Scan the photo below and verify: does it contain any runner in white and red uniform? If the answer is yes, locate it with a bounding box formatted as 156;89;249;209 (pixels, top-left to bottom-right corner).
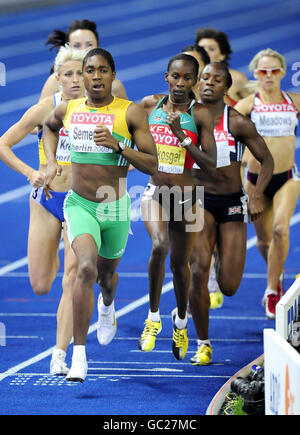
189;62;273;365
236;48;300;320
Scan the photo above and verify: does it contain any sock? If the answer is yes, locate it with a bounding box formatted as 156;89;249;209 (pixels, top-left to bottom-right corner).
265;288;277;297
148;310;160;323
72;345;86;361
197;339;212;348
175;313;187;330
52;348;66;361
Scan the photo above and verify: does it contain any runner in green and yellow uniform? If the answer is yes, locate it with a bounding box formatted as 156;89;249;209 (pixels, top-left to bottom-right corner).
43;48;158;382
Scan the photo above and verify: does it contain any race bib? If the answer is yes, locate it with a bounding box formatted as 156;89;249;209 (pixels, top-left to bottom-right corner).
193;130;231;169
56;126;71;163
156;143;186;174
68;112;115;154
216;139;231;168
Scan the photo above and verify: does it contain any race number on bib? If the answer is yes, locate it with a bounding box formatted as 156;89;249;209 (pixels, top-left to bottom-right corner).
68;112;115;153
56;127;71;163
215;140;231;168
156;143;186;174
193;131;231;169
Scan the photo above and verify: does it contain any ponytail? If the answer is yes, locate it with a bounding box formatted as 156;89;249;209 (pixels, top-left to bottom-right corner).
45;30;67;51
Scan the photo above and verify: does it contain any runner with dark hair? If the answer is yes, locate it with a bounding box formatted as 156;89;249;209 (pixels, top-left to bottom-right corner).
189;62;273;365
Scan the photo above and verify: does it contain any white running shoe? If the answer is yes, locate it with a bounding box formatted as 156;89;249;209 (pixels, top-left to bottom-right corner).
50;349;69;376
97;294;117;345
65;359;88;383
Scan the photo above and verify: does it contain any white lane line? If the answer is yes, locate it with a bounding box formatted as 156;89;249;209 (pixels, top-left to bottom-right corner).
0;241;64;277
87;367;183;372
129;338;261;350
162;315;267;321
0;336;42;340
0;0;190;40
8;372;230;379
0;0;269;56
0;257;29;277
0;347;56;382
3;4;299;77
0;211;299;381
88;336;261;342
88;361;192;365
0;185;31;205
0;314;267;322
0;313;56;317
1;25;299;114
0;210;298;276
2;272;300;280
0;280;173;382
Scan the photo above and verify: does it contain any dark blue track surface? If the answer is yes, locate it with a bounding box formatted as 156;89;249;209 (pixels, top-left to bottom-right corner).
0;0;299;417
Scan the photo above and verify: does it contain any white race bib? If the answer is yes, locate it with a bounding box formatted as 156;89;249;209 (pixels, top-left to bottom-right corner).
68;112;115;154
56;126;71;163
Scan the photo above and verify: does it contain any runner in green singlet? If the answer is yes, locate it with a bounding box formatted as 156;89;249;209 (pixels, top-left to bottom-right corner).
43;48;158;382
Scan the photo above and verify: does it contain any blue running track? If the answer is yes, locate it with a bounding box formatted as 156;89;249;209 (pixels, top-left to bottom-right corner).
0;0;299;417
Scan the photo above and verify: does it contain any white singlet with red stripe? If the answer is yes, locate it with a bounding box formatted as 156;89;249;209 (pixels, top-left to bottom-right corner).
194;105;244;169
250;91;298;137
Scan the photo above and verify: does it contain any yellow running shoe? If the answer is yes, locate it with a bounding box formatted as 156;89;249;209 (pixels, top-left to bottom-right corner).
209;291;223;309
138;318;162;352
190;344;213;365
171;309;188;360
172;327;189;360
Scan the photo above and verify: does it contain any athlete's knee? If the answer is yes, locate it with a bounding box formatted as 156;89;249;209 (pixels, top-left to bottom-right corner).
151;236;169;260
189;246;203;268
218;276;240;297
190;259;209;276
273;222;289;244
190;260;210;286
31;278;52;296
77;260;97;284
257;238;269;251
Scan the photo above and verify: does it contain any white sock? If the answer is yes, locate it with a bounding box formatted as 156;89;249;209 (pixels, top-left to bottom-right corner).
148;310;160;323
265;288;277;297
100;299;114;314
175;313;187;329
197;339;211;348
52;348;66;360
72;345;86;361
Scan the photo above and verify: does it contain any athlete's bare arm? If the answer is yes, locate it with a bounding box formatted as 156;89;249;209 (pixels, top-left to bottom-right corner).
0;97;53;186
43;101;68;197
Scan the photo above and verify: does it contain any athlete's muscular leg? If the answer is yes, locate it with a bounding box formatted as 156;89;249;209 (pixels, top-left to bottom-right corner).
216;220;247;296
245;180;273;263
267;179;300;290
168;221;196;319
28;198;62;295
189;210;216;341
71;234;98;345
141;198;169;312
56;227;78;351
97;255;121;306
